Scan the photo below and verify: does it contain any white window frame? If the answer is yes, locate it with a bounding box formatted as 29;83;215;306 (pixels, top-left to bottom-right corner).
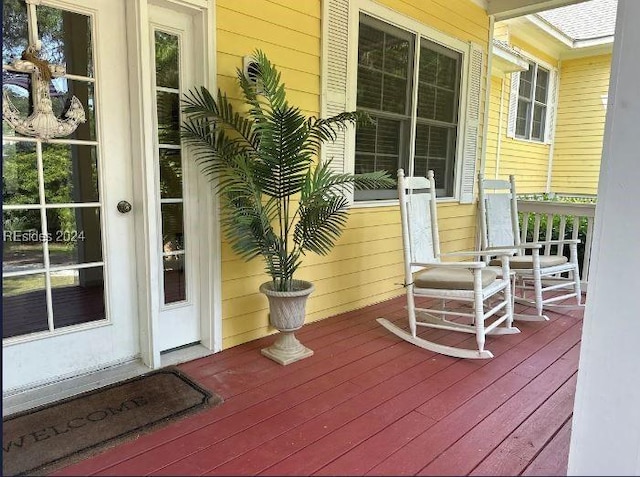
515;61;549;141
321;0;483;206
507;53;557;145
342;0;482;206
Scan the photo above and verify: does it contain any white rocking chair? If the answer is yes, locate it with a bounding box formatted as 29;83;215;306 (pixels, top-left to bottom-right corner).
477;173;583;320
377;169;519;360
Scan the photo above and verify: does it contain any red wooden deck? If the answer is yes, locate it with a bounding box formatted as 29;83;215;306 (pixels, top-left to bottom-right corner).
52;295;582;476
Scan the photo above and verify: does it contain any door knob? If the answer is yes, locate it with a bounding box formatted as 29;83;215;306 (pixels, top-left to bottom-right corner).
117;200;132;213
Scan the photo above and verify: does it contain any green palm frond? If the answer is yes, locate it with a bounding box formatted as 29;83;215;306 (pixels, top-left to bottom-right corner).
182;49;394;291
295;195;350;255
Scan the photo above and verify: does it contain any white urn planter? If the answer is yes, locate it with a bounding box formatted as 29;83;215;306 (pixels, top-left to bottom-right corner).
259;279;314;365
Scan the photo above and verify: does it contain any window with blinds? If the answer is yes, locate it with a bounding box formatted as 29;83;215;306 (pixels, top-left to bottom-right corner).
354;14;462;200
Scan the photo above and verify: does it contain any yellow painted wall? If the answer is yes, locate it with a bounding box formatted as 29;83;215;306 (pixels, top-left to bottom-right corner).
216;0;489;348
484;34;558;193
493;22;509;42
551;54;611;195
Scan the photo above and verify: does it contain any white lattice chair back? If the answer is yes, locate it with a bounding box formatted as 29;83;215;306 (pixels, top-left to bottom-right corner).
397;169;439;275
486;194;516;247
478;174;521;253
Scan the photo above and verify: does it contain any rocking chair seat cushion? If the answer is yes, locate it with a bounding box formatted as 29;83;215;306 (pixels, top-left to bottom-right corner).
414;267;497;290
489;255;568;269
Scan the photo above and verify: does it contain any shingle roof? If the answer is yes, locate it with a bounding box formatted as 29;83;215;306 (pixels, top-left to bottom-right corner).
536;0;617;41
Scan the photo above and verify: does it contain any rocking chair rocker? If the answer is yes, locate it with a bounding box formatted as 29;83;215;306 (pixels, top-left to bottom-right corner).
377;170;519;360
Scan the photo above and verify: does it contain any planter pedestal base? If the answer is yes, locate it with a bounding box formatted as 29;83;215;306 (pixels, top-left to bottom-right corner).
261;331;313;365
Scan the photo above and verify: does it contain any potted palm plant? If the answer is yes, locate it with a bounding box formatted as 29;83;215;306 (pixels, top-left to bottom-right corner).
181;50;393;365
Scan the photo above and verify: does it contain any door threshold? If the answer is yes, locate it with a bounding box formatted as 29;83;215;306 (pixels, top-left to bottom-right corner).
2;360;150;417
2;344;215;417
160;343;215;367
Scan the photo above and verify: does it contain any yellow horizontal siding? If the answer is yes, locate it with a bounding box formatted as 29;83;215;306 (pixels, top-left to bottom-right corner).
493;23;509;42
484;72;550;193
509;36;558;67
551;54;611;195
216;0;488;350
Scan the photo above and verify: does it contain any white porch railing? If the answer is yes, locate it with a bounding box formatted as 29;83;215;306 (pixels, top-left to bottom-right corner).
517;200;596;290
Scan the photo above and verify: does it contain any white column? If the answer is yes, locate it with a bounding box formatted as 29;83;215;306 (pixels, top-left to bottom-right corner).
568;1;640;475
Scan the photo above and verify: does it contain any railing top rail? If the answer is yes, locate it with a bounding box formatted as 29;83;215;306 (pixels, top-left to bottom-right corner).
517;200;596;218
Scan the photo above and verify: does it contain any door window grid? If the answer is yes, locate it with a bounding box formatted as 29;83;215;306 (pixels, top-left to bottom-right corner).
2;2;107;340
153;29;187;305
354;14;462;200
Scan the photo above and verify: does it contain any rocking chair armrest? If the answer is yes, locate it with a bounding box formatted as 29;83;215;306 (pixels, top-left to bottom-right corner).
487;244;542;251
412;261;487;270
440;248;516;258
528;238;581;245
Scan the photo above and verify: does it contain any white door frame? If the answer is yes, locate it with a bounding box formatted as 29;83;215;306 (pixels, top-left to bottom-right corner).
124;0;221;368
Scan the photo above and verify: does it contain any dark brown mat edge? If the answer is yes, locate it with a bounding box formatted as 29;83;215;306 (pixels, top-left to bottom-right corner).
3;367;222;476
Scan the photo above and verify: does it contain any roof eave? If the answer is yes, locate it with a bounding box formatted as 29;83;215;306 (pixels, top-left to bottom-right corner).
492;42;531;74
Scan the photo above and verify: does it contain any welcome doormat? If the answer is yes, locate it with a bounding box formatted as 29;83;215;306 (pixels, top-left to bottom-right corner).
2;367;221;476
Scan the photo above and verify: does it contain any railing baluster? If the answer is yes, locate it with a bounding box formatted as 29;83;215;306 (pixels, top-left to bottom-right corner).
544;213;553;255
521;212;529;250
516;199;596;290
558;216;567;257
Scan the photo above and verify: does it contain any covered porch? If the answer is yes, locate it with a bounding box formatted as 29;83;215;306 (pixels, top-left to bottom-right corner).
51;295;582;476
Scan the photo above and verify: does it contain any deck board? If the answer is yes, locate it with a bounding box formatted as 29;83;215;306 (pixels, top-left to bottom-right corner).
51;295;582;476
521;417;573;476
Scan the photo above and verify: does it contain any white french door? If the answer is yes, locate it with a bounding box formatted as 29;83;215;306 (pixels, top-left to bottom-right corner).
149;4;201;352
2;0;139;392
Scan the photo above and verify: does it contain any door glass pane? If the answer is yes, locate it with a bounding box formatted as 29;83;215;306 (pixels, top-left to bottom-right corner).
155;31;179;88
45;207;102;266
163;256;186;303
1;71;30;136
3;273;49;338
159;149;183;199
162;204;184;253
3;141;38;205
43;144;99;203
37;5;93;77
157;91;180;145
51;267;105;328
3;209;45;273
2;0;29;65
49;79;96;141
